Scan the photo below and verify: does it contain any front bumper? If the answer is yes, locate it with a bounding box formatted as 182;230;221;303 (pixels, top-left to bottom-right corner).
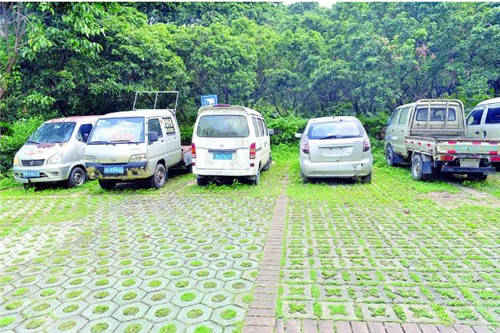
301;157;372;178
86;162;150;180
13;165;71;184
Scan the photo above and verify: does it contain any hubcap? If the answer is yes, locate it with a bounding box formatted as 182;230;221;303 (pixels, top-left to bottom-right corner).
73;171;84;186
155;167;165;185
413;158;421;177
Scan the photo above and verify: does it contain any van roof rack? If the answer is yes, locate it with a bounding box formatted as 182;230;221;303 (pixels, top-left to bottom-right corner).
133;91;179;113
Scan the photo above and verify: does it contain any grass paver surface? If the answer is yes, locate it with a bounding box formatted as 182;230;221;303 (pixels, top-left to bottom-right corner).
0;147;498;331
278;157;500;328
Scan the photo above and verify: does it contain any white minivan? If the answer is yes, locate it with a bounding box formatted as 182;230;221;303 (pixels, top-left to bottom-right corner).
466;97;500;139
192;104;272;185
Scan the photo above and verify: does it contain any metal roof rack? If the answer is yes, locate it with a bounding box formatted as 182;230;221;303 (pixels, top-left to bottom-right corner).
133;91;179;114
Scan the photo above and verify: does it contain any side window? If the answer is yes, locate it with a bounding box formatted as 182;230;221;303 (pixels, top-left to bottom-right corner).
257;118;265;137
448;108;457;121
148;118;163;138
398;108;409;125
262;119;268;136
389;109;400;125
416;108;428;121
77;124;93;142
251;117;259;136
485;107;500;124
467;109;483;126
163;117;176;135
430;108;446;121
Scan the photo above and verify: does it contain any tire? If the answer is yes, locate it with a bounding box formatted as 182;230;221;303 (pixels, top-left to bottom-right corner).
263;155;272;171
360;172;372;184
300;171;309;183
250;168;260;186
67;166;86;188
98;179;116;190
468;173;487;181
385;145;396;167
148;163;167;189
411;153;427;181
196;176;208;186
23;183;32;190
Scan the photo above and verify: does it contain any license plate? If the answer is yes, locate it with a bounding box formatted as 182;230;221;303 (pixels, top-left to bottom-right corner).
22;170;40;178
103;166;124;174
213;151;233;160
460;159;479;168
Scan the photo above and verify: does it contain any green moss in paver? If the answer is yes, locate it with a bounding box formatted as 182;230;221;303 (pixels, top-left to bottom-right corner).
58;320;77;331
155;308;171;318
5;301;22;310
393;305;406;321
66;290;83;299
194;326;212;333
95;291;110;299
159;324;177;333
196;270;209;277
63;304;79;313
122;279;136;287
69;278;84;286
148;280;162;288
409;306;433;319
123;306;140;316
175;280;189;288
93;305;109;314
123;291;137;301
33;303;50;312
221;309;237;320
181;292;196;302
12;287;28;296
151;293;166;301
329;304;347;316
289;303;306;314
40;288;56;297
0;317;15;328
187;309;203;319
212;294;227;303
90;322;109;333
95;279;109;286
26;318;45;329
125;323;142;333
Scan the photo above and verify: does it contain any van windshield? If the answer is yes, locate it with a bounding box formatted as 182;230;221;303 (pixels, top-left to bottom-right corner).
197;115;249;138
308;121;361;140
88;117;145;144
27;122;76;144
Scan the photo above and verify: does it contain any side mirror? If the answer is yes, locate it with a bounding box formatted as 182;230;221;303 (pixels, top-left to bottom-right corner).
268;128;275;136
82;132;89;143
295;132;302;139
148;131;159;144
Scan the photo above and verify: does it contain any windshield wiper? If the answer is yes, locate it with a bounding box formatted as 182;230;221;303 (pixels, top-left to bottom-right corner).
88;140;111;145
26;140;39;144
110;140;141;144
318;135;339;140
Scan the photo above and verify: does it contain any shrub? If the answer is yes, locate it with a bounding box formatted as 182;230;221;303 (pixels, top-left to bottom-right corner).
0;117;44;175
266;115;307;145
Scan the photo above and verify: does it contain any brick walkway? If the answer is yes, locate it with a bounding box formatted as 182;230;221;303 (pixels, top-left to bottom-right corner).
275;320;498;333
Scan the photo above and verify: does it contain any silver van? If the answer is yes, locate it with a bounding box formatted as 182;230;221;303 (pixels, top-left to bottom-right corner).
13;116;98;188
296;116;373;183
466;97;500;139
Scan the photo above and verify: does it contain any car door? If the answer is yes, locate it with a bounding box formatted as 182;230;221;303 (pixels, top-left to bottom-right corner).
483;104;500;139
262;118;271;164
147;118;165;165
386;108;400;150
395;107;410;154
466;108;485;138
162;116;181;166
74;123;93;161
252;116;264;168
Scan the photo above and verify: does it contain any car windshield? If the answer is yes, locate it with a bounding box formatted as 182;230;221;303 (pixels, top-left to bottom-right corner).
197;115;249;138
28;122;76;144
308;121;361;139
88;117;145;144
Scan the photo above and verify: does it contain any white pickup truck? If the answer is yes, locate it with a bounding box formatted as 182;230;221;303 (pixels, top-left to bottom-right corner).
385;99;499;181
85;91;193;189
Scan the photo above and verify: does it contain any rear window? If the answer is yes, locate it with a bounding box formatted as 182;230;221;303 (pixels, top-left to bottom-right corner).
197;115;249;138
307;121;362;140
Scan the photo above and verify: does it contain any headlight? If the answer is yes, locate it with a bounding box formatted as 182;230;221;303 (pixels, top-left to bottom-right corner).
13;155;20;167
85;155;96;162
47;153;62;165
129;154;146;162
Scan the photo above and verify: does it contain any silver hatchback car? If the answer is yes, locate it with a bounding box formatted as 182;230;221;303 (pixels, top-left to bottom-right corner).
296;116;373;183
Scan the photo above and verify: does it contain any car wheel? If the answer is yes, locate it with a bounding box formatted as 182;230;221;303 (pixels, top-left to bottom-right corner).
300;171;309;183
361;172;372;184
386;145;396;166
468;173;487;181
250;168;260;186
67;166;86;188
196;176;208;186
98;179;116;190
23;183;32;190
411;153;426;181
149;163;167;189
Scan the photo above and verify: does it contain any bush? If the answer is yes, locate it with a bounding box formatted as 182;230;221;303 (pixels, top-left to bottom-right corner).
358;112;389;139
266;115;307;145
0;117;44;175
179;124;194;145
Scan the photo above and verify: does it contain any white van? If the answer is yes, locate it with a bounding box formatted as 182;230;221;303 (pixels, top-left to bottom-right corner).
192;104;272;185
13;116;98;189
85;108;192;190
466;97;500;139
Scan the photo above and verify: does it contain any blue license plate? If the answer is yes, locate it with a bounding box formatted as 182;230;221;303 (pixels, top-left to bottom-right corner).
104;166;124;175
213;151;233;160
23;170;40;178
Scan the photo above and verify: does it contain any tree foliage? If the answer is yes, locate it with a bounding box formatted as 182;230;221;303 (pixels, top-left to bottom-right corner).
0;2;498;123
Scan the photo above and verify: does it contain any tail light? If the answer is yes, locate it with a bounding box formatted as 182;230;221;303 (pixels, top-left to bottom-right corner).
250;143;256;160
447;150;456;154
192;143;196;159
363;139;371;152
440;155;454;161
301;140;310;154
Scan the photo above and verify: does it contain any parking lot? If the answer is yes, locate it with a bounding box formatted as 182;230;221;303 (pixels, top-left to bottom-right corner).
0;150;498;332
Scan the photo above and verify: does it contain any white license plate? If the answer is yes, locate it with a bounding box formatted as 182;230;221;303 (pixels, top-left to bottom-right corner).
460;159;479;168
22;170;40;178
104;166;124;174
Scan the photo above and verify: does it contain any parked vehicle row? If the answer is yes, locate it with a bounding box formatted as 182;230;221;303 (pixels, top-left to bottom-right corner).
385;99;499;181
11;96;499;190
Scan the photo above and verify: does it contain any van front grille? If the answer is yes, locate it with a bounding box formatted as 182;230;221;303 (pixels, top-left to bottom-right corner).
21;159;44;167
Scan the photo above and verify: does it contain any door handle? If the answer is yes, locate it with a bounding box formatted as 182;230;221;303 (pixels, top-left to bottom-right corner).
483;131;487;138
475;131;480;135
